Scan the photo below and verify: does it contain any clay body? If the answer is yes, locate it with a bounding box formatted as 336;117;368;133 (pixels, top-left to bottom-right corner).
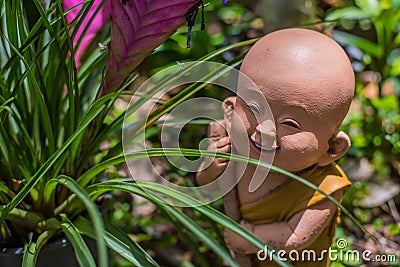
197;28;355;266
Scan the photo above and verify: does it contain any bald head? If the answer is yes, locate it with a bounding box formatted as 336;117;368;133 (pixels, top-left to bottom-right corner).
239;28;355;126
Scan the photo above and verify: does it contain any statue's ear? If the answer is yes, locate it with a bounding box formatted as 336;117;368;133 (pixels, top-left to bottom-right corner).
222;96;236;133
317;131;351;166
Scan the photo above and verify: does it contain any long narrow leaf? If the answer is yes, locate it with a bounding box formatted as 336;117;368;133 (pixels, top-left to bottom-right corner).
51;176;108;267
0;182;15;199
76;147;375;243
333;30;383;58
75;216;160;267
60;214;97;267
155;197;241;267
22;230;57;267
325;6;368;22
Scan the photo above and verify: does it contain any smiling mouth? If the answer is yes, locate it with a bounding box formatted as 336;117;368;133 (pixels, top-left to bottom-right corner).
251;140;279;153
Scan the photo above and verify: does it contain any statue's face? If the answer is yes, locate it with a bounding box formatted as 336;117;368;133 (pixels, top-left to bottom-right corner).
230;83;338;173
229;28;355;173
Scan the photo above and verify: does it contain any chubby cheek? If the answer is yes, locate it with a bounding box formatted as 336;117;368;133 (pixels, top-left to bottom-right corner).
230;109;253;155
275;132;322;171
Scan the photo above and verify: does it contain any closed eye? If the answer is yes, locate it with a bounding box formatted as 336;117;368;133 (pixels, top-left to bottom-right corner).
281;119;300;129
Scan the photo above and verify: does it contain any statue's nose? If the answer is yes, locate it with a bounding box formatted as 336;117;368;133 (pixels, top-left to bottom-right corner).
253;119;277;149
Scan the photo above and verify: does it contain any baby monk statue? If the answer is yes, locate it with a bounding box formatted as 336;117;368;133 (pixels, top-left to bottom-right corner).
196;28;355;266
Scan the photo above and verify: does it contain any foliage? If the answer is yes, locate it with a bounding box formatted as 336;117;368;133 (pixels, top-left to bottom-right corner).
322;0;400;264
325;0;400;199
325;0;400;161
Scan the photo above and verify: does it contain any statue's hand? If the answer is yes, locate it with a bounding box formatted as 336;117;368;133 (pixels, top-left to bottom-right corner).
207;120;231;171
224;220;255;255
196;120;231;185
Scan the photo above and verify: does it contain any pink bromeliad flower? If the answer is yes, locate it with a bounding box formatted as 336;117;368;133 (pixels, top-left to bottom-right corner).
63;0;215;91
63;0;110;67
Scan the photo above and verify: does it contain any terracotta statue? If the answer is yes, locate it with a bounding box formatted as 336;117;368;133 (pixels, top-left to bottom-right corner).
196;28;355;266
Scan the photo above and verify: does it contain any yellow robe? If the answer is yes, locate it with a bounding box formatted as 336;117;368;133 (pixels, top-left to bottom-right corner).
240;163;351;267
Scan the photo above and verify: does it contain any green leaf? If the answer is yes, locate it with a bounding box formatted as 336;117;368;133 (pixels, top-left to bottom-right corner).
52;175;108;267
355;0;382;16
31;0;64;57
104;221;159;267
325;7;368;22
0;182;15;198
22;234;39;267
0;128;11;167
387;223;400;236
60;214;97;267
332;30;383;58
75;216;160;267
390;55;400;76
22;230;58;267
157;198;241;267
2;206;44;231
